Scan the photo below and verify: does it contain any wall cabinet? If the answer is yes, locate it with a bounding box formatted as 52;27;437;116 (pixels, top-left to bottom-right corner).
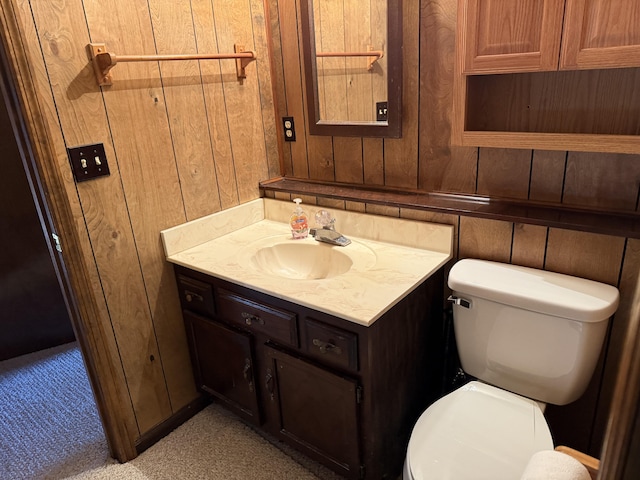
459;0;640;74
454;0;640;154
175;265;445;479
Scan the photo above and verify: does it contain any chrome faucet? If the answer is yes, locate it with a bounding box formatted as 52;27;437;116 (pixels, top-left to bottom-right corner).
309;210;351;246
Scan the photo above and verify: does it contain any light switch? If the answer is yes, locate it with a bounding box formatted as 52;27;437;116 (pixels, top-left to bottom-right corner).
67;143;110;183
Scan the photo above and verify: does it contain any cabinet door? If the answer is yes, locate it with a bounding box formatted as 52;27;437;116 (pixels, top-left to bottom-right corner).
265;346;361;478
560;0;640;69
184;310;261;424
458;0;565;73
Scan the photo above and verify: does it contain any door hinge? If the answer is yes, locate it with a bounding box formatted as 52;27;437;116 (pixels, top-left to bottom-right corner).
52;233;62;253
356;385;363;404
359;465;365;479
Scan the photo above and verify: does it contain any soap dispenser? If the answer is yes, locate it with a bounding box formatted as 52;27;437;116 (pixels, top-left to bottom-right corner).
290;198;309;239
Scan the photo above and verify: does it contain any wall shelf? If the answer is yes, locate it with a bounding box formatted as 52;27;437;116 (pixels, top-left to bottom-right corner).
260;177;640;239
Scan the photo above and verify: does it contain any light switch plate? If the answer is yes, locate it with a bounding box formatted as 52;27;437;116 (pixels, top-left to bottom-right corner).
67;143;110;183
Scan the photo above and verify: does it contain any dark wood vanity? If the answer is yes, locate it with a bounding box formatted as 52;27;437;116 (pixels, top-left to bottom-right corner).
174;264;445;479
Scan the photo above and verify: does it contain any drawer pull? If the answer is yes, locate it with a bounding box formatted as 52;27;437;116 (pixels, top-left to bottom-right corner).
242;312;265;326
243;358;254;392
265;368;275;400
313;338;342;355
184;290;204;303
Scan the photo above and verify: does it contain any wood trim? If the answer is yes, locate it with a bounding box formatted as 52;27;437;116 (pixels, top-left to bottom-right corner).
599;271;640;479
555;446;600;480
0;0;138;461
461;131;640;155
260;177;640;239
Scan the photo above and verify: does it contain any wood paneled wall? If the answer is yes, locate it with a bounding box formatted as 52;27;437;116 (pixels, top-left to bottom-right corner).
4;0;278;440
3;0;638;461
270;0;640;457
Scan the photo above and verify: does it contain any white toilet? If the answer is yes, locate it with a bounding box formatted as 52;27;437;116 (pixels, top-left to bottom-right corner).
403;259;620;480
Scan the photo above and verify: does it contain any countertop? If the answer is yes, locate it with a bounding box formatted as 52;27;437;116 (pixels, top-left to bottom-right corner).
161;198;453;326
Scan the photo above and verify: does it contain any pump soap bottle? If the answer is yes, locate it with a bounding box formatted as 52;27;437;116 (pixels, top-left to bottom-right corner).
290;198;309;239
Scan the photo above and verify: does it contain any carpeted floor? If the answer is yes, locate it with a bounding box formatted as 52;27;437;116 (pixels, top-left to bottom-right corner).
0;342;344;480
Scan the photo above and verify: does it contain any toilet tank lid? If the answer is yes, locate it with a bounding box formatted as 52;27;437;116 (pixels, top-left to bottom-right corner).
448;259;620;322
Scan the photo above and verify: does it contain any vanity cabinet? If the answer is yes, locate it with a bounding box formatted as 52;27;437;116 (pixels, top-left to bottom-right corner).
174;264;445;480
454;0;640;154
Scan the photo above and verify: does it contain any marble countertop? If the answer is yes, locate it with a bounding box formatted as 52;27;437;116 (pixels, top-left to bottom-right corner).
161;198;453;326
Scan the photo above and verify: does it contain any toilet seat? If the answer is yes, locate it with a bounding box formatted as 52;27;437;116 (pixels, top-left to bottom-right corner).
405;381;553;480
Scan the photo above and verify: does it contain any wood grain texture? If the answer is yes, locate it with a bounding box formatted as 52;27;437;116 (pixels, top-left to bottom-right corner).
545;229;625;284
530;150;566;203
211;0;269;203
563;152;640;212
334;137;363;184
592;238;640;456
459;0;565;73
191;0;239;209
561;0;640;70
264;0;292;176
458;216;512;262
83;0;187;428
277;0;309;178
147;0;221;221
477;147;531;199
419;0;477;193
250;0;282;180
511;223;547;268
363;138;384;185
6;0;139;456
383;0;419;189
29;0;173;433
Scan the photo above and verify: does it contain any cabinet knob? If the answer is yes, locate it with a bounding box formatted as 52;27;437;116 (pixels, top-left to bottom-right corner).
242;312;264;326
313;338;342;355
184;290;203;303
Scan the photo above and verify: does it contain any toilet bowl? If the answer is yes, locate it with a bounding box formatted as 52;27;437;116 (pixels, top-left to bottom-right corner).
403;259;620;480
403;382;552;479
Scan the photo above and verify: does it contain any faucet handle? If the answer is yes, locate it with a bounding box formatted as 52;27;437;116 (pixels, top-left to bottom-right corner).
314;210;335;230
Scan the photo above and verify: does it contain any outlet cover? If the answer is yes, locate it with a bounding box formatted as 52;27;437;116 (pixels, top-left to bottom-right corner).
376;101;388;122
282;116;296;142
67;143;110;183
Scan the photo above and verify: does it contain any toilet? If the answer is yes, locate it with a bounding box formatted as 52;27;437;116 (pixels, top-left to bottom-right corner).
403;259;620;480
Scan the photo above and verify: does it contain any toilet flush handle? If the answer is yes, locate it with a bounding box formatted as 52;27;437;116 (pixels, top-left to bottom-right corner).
448;295;472;309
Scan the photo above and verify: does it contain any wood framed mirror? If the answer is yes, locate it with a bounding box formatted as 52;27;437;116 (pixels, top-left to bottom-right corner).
300;0;403;138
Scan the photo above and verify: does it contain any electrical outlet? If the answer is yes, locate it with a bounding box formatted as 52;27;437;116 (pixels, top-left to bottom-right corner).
376;102;388;122
67;143;110;183
282;116;296;142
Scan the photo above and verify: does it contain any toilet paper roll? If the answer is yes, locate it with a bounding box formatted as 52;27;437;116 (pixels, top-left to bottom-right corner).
520;450;591;480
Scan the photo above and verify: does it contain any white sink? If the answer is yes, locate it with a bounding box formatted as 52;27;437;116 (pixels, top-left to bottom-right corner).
161;199;454;325
244;235;377;280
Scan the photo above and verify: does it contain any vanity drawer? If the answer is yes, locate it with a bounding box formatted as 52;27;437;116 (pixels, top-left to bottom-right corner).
304;318;358;372
216;288;298;347
177;275;215;317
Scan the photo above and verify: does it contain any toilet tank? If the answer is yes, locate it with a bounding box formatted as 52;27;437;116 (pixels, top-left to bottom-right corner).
448;259;620;406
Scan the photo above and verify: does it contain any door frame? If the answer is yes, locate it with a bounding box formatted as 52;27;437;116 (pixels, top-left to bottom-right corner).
0;2;137;461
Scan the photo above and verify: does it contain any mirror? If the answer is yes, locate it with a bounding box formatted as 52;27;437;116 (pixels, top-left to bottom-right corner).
300;0;402;138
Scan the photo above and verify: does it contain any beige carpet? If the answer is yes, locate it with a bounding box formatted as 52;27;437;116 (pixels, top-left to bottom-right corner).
66;403;343;480
0;342;343;480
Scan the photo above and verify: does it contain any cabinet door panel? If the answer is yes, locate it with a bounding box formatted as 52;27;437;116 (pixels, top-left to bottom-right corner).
561;0;640;69
184;310;260;424
459;0;565;73
266;346;361;478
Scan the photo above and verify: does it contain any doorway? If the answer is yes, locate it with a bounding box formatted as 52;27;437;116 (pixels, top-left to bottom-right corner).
0;32;108;478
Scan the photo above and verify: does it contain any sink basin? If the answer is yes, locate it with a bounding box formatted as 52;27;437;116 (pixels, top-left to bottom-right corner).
244;236;377;280
252;243;352;279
